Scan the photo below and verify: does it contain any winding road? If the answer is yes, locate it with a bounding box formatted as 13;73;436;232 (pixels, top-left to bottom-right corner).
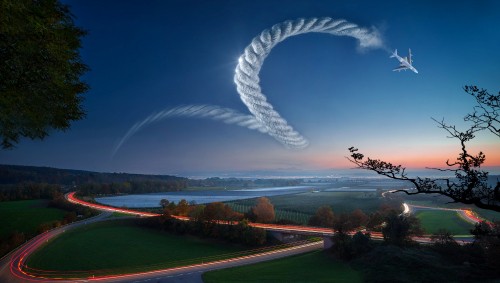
0;192;483;282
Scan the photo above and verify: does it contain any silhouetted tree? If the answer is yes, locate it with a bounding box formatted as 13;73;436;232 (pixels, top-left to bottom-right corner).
333;213;355;234
430;229;458;246
330;232;353;260
352;231;373;256
0;0;89;148
470;221;500;272
348;86;500;212
159;199;170;208
350;208;369;229
366;211;385;231
382;211;423;246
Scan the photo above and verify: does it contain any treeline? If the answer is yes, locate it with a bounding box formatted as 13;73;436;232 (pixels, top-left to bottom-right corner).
0;164;187;186
137;200;266;246
187;177;301;188
76;180;186;196
0;180;187;201
0;183;61;201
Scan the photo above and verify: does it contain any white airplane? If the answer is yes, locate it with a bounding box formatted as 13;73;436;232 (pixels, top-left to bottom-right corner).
390;48;418;74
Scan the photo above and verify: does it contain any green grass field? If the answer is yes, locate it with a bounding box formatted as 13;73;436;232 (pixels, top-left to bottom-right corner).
203;250;363;283
415;210;474;235
406;196;500;222
0;199;67;237
26;219;250;276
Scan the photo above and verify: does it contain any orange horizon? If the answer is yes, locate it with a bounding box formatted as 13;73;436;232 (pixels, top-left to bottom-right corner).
309;144;500;169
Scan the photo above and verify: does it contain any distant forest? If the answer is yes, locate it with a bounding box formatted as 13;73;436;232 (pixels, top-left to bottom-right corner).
0;165;301;201
0;165;187;186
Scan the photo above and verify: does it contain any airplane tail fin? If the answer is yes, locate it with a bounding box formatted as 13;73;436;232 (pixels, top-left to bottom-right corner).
390;49;397;58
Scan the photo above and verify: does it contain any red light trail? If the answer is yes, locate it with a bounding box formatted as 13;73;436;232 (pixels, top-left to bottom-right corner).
1;192;479;281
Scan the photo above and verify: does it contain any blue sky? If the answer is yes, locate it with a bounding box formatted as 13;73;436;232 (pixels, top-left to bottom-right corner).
2;0;499;177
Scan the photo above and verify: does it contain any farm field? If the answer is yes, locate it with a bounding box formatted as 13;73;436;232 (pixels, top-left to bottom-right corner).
0;199;67;238
415;210;474;235
203;250;362;283
26;219;251;276
227;191;401;225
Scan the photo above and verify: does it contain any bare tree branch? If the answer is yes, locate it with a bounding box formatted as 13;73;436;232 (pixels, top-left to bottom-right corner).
347;86;500;212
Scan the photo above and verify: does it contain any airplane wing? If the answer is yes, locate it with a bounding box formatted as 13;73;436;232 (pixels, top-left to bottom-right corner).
408;49;413;64
393;65;408;72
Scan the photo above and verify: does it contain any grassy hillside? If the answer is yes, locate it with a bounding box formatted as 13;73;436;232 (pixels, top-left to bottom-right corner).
203;250;362;283
0;199;66;237
416;210;474;235
26;219;250;276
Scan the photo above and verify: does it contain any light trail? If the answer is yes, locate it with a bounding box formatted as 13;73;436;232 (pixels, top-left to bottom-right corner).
380;189;487;225
402;203;410;214
9;192;480;281
67;192;161;218
406;203;488;225
113;17;383;154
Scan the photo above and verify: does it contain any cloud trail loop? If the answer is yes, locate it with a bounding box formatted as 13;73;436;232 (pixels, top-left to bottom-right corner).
113;17;383;155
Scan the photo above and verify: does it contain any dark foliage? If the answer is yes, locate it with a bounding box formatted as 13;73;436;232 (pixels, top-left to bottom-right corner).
353;245;463;283
0;0;89;148
135;216;266;247
381;211;423;246
138;199;264;246
470;221;500;273
330;231;373;261
0;182;61;201
0;164;187;186
0;165;188;200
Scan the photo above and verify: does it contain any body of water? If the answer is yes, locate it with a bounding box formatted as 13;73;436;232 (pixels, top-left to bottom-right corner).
95;186;314;208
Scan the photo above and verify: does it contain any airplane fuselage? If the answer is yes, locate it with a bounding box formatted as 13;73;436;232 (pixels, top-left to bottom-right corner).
394;54;418;73
391;49;418;74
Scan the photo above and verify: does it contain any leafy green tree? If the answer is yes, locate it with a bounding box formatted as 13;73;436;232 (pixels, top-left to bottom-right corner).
0;0;89;148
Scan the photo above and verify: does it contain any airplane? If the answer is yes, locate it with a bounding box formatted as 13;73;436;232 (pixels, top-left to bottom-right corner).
390;48;418;74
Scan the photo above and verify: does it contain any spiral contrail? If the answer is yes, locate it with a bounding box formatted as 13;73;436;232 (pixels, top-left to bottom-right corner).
113;17;383;155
